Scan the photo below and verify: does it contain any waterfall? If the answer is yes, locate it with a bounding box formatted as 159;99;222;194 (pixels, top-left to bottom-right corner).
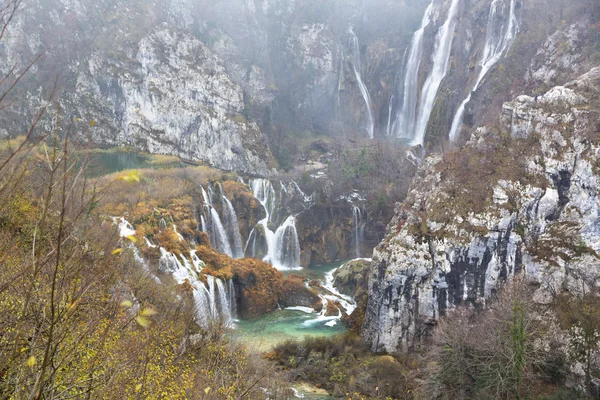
249;179;303;270
349;26;375;139
449;0;518;141
222;196;244;258
228;279;237;318
391;0;460;146
205;275;219;320
272;216;301;270
250;179;277;222
352;206;365;258
386;94;394;136
157;246;235;327
200;183;244;259
209;207;233;257
192;281;211;327
413;0;460;146
391;2;433;140
215;278;233;325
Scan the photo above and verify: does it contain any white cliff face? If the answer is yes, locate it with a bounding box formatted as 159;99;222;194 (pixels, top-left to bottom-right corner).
67;25;274;174
364;67;600;353
526;22;589;87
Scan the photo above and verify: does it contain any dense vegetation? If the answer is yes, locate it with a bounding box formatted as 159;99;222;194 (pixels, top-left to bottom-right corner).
271;281;600;400
0;135;295;399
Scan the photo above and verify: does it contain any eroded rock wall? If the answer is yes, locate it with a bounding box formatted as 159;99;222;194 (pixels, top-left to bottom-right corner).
363;67;600;353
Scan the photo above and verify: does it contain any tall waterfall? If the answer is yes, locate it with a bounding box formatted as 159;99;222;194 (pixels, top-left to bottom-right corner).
352;206;366;258
391;2;433;140
349;26;375;139
413;0;460;146
200;184;244;259
391;0;460;146
448;0;518;141
247;179;302;270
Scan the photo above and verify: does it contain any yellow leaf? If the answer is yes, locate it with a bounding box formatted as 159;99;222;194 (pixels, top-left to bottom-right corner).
140;307;158;317
26;356;36;368
204;387;211;394
135;384;142;392
89;120;96;126
112;248;122;255
135;316;151;328
120;300;133;308
126;235;137;243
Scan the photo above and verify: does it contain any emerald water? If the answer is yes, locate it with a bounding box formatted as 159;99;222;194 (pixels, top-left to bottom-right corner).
233;262;348;353
83;151;184;176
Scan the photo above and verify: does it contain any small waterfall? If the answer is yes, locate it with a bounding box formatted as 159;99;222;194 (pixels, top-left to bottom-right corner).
250;179;277;222
205;275;219;319
215;278;233;325
272;216;301;270
200;183;244;259
352;206;366;258
228;279;237;318
349;26;375;139
192;281;211;328
209;207;233;257
249;179;303;270
222;196;244;258
449;0;519;141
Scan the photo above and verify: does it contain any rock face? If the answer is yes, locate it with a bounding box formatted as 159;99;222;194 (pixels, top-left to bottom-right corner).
333;258;371;304
363;67;600;353
0;0;438;158
72;25;274;174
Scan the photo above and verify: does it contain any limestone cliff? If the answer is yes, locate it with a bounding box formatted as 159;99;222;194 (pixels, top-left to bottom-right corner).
363;67;600;353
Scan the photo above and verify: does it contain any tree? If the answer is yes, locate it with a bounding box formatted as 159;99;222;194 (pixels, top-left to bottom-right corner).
556;286;600;396
427;281;547;400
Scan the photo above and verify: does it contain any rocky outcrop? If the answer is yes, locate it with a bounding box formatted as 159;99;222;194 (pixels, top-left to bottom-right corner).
333;258;370;304
296;205;354;266
196;245;321;318
68;25;276;174
363;67;600;353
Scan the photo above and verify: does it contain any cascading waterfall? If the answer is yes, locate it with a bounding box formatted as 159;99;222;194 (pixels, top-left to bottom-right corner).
250;179;277;221
391;0;460;146
209;207;233;257
222;196;244;258
206;275;219;321
448;0;518;141
215;278;233;325
271;216;301;270
349;26;375;139
352;206;366;258
159;248;236;327
200;184;244;259
248;179;302;270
